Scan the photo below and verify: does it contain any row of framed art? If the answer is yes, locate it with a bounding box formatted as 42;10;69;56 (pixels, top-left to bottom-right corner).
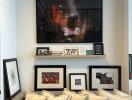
35;65;121;91
3;58;121;99
129;54;132;79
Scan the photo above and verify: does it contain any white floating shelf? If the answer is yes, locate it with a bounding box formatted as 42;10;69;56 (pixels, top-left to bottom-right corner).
35;55;106;58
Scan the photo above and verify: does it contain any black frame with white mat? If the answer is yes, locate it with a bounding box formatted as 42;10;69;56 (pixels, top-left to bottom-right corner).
34;65;66;91
3;58;21;99
89;65;121;91
69;73;87;91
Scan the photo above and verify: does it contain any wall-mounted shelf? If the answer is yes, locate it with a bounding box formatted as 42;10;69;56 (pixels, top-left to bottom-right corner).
35;55;106;58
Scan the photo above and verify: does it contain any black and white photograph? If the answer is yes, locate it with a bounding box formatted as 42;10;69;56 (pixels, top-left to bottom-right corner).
89;65;121;90
69;73;87;91
3;58;21;99
36;0;102;43
94;43;104;55
36;47;49;55
65;47;79;56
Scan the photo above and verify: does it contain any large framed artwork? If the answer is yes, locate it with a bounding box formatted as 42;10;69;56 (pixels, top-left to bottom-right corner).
129;54;132;79
34;65;66;91
89;65;121;91
36;0;102;43
69;73;87;91
3;58;21;99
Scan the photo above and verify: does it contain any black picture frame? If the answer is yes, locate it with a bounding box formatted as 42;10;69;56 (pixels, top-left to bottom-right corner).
69;73;87;91
129;54;132;79
89;65;121;91
94;43;104;55
3;58;21;99
34;65;66;91
36;47;49;55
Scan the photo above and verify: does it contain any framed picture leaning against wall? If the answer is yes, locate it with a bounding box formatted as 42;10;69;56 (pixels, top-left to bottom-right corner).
3;58;21;99
89;65;121;91
69;73;87;91
34;65;66;91
129;54;132;79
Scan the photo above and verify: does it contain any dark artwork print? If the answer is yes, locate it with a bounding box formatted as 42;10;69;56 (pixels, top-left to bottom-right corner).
36;0;102;43
129;54;132;79
41;72;59;84
96;73;114;84
75;79;81;85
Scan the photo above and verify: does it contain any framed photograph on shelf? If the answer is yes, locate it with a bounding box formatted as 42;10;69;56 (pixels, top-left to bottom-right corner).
36;47;49;55
69;73;87;91
3;58;21;99
34;65;66;91
89;65;121;91
64;47;79;56
94;43;104;55
86;50;94;55
79;47;86;55
51;51;64;56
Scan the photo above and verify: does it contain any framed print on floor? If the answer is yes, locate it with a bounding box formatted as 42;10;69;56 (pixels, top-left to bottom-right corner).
89;65;121;91
69;73;87;91
34;65;66;91
3;58;21;99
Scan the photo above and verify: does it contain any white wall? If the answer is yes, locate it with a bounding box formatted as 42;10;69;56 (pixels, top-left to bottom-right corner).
0;0;2;93
0;0;16;99
129;0;132;92
129;0;132;54
123;0;129;93
0;0;2;97
16;0;129;92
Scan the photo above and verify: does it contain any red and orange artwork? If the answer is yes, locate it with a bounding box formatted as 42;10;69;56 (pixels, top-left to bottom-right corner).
41;72;59;84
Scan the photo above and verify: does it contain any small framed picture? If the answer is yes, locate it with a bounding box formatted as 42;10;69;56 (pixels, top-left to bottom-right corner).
51;51;64;56
3;58;21;99
69;73;87;91
79;47;86;55
89;65;121;91
94;43;104;55
36;47;49;55
86;50;94;55
65;47;79;56
34;65;66;91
